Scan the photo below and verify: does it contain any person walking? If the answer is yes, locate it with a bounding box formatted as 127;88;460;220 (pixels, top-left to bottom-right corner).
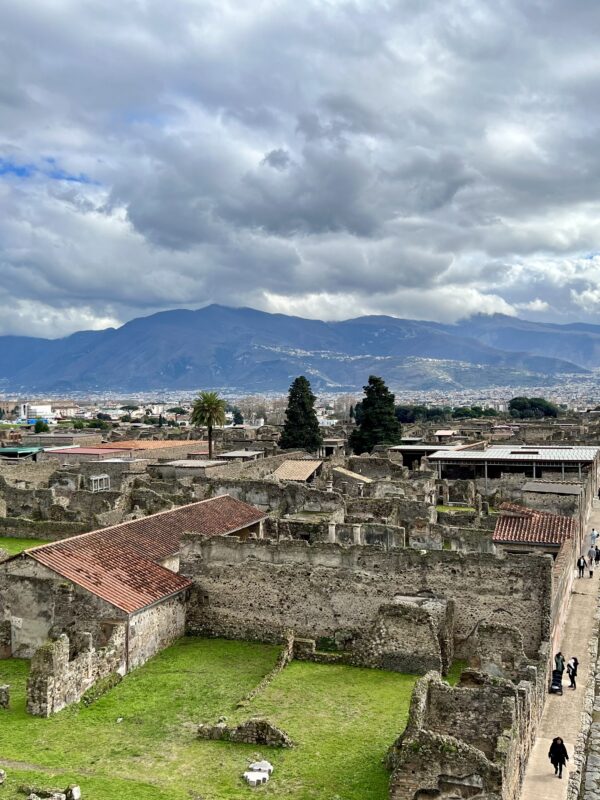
577;555;587;578
595;546;600;566
588;546;596;577
555;652;565;675
567;657;579;689
591;528;599;547
548;737;569;778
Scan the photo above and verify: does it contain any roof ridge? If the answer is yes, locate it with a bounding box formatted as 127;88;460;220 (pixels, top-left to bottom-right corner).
25;494;235;554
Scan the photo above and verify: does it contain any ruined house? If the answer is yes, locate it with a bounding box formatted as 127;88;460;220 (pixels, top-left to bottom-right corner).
0;495;267;659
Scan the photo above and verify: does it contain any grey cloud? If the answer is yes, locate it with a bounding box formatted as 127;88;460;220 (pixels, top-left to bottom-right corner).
2;0;600;336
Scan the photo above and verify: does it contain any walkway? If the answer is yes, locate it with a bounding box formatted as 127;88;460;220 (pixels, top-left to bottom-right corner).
520;505;600;800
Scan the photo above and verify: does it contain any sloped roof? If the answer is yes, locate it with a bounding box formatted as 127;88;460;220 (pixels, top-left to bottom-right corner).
30;542;191;614
273;459;323;481
95;440;209;451
493;502;576;546
23;495;266;613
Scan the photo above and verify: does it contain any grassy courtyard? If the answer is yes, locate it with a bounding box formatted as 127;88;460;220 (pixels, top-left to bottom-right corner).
0;537;51;556
0;637;418;800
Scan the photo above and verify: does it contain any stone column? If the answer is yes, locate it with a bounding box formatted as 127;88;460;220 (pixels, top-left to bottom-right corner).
353;524;362;545
328;523;337;543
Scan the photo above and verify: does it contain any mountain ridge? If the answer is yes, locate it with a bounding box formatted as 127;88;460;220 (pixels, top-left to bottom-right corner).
0;305;596;392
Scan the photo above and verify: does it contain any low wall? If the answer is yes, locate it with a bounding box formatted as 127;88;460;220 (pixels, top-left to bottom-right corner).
26;628;126;717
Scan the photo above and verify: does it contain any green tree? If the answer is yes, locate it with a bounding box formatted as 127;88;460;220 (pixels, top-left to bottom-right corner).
349;404;355;420
509;396;559;419
73;420;85;429
34;418;49;433
350;375;401;454
232;407;244;425
279;376;322;452
120;404;139;411
190;391;227;458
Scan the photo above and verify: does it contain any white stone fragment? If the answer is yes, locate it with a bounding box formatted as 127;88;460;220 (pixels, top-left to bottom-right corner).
243;770;270;786
249;760;273;775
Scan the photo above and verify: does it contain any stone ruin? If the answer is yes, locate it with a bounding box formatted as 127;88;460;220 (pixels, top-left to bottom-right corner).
26;628;126;717
197;717;293;748
386;644;549;800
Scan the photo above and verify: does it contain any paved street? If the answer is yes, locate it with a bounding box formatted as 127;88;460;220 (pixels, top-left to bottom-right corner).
520;506;600;800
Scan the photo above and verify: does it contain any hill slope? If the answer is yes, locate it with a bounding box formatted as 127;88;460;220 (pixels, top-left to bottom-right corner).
0;305;591;392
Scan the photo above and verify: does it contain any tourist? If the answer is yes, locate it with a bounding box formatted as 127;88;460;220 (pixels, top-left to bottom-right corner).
548;737;569;778
567;657;578;690
555;652;565;675
577;555;587;578
588;546;596;577
591;529;599;547
595;546;600;566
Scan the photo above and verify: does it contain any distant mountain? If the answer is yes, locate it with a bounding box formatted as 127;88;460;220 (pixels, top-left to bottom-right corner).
0;305;592;392
450;314;600;370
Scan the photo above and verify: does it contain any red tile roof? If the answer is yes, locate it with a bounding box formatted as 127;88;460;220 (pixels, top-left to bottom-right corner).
24;495;266;614
31;542;191;614
493;502;576;546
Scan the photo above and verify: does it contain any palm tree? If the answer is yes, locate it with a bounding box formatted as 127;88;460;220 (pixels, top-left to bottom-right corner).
190;391;227;458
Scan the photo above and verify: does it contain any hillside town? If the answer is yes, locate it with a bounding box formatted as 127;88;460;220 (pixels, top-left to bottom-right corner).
0;377;600;800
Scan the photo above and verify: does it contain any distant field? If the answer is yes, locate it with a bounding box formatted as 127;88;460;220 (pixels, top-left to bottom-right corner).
0;637;419;800
0;537;51;556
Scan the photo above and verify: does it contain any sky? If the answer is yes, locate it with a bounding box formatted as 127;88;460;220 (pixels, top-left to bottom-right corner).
2;0;600;338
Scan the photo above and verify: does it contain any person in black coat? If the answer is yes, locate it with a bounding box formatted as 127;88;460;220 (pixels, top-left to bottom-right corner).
549;737;568;778
567;657;579;689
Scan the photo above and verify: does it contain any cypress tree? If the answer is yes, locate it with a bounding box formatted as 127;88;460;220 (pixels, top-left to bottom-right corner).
349;375;401;454
279;376;322;451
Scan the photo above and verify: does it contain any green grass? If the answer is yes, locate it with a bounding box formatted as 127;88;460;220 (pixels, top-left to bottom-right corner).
0;637;417;800
446;659;467;685
0;537;51;556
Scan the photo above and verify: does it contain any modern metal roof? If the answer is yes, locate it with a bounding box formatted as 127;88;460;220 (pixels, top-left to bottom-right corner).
165;459;224;467
522;481;583;495
429;446;600;462
388;444;459;452
217;450;263;457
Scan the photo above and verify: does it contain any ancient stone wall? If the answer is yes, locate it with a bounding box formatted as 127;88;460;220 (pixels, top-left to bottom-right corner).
182;538;552;659
267;518;405;549
387;664;549;800
0;557;127;657
197;477;345;519
26;628;126;717
0;460;60;488
127;595;187;670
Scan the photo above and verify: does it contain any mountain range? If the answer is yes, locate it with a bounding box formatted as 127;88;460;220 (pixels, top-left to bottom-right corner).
1;305;599;392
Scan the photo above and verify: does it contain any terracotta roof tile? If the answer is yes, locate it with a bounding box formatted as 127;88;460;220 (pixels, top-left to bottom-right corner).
31;543;191;614
493;502;576;546
273;459;323;481
95;440;209;451
25;495;266;613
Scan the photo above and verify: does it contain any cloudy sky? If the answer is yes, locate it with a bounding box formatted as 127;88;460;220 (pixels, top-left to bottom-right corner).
1;0;600;337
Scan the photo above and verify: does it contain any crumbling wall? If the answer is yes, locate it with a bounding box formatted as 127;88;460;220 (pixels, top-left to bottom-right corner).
387;664;549;800
350;597;454;674
26;628;126;717
182;538;552;659
198;477;345;519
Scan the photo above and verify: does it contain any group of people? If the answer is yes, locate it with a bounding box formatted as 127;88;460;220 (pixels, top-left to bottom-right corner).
555;651;579;689
547;522;600;779
549;652;578;779
577;527;600;578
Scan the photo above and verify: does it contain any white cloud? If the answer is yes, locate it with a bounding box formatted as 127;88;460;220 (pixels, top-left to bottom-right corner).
1;0;600;336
